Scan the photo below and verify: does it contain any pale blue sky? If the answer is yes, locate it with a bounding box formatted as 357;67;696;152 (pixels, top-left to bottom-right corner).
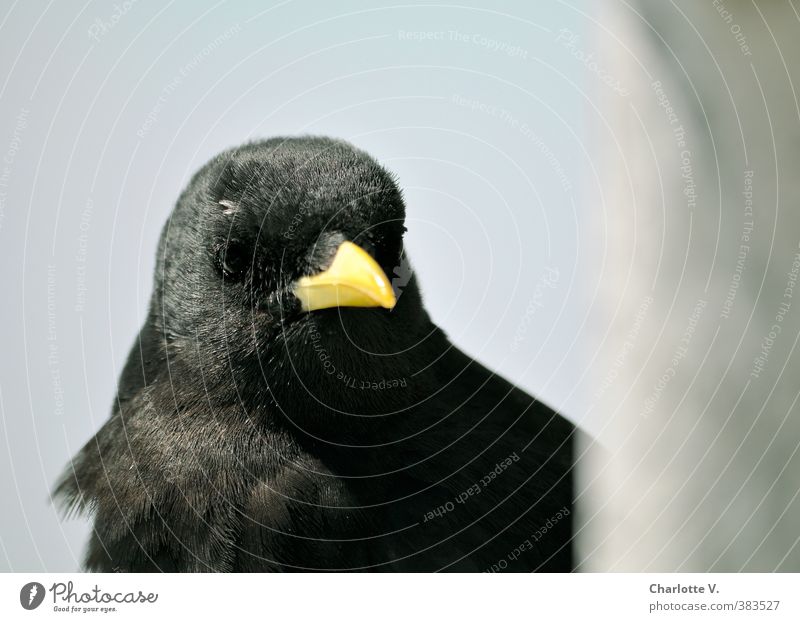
0;0;591;571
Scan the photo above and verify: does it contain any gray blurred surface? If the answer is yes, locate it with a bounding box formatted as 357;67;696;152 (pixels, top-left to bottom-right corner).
0;1;590;571
581;0;800;571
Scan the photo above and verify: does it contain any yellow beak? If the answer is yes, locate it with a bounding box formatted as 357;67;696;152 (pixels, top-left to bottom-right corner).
293;241;396;312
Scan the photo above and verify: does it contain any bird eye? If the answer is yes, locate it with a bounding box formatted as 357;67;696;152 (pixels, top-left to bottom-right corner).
215;239;249;279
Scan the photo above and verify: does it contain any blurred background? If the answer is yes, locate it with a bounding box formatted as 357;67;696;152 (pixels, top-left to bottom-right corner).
1;0;798;572
582;0;800;572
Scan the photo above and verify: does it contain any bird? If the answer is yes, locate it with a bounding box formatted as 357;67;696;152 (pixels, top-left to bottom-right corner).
55;136;576;572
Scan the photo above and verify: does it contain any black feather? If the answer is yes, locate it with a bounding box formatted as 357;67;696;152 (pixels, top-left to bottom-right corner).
54;136;577;572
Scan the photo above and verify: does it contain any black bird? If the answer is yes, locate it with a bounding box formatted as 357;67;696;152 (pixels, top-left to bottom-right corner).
55;137;576;572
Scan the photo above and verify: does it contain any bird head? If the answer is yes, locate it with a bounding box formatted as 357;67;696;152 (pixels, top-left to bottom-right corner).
152;137;431;429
